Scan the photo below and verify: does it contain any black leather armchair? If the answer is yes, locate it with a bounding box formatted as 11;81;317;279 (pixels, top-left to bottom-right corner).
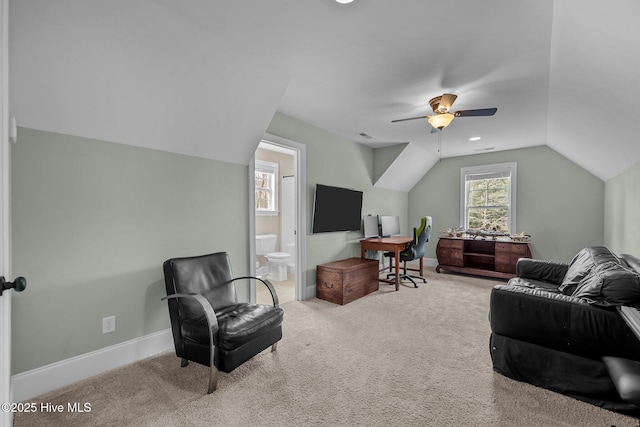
162;251;283;393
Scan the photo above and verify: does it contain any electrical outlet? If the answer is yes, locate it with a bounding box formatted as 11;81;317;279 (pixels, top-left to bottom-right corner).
102;316;116;334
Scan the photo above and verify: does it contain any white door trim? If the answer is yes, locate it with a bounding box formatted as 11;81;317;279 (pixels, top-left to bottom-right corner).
1;0;13;424
249;134;307;301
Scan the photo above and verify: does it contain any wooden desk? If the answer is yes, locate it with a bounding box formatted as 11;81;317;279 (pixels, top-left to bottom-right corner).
360;236;413;291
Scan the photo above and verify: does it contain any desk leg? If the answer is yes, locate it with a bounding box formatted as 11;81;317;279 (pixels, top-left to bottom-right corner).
394;247;401;291
360;245;366;259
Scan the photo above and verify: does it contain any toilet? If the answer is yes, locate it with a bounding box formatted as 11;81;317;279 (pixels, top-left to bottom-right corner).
255;234;291;281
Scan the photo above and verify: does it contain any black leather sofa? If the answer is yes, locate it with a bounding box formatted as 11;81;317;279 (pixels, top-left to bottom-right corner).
489;246;640;412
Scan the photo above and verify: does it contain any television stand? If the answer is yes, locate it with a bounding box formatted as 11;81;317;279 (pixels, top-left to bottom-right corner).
435;237;531;280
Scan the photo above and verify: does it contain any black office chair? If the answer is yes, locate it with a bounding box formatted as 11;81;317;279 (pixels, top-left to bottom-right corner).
162;251;283;393
386;216;432;288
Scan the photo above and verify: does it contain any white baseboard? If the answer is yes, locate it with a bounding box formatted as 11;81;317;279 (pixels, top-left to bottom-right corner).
424;257;437;267
12;328;174;402
302;284;316;300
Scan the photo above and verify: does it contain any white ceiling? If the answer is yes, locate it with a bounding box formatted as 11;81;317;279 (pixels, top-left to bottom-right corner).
9;0;640;184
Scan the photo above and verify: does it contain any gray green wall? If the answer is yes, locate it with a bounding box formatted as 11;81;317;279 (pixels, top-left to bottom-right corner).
13;115;626;377
373;144;407;183
604;160;640;255
409;145;605;263
11;128;250;374
267;113;409;289
11;117;409;374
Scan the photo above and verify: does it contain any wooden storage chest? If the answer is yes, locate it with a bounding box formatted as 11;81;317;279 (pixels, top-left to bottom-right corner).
316;258;379;305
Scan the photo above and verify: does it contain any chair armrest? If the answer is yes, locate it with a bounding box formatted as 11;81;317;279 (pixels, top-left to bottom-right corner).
233;276;280;308
516;258;568;285
161;293;220;393
162;293;219;339
603;356;640;404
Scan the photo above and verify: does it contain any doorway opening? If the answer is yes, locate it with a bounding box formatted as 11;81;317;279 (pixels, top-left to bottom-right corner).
250;135;306;304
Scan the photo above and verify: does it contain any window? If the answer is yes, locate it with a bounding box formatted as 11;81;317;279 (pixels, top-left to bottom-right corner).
255;160;278;215
461;162;516;233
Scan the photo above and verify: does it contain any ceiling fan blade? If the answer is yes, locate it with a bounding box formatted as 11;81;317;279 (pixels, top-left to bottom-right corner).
391;115;430;123
438;93;457;112
454;108;497;117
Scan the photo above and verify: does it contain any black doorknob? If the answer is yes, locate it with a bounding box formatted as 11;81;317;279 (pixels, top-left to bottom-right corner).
0;276;27;296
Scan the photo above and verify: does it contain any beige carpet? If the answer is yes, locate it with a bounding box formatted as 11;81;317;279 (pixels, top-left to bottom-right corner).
15;269;640;426
257;273;296;305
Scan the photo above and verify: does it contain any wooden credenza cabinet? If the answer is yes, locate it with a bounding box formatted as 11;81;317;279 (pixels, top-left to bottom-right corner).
436;237;532;280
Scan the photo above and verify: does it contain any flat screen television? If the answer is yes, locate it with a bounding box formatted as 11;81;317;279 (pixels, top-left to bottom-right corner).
312;184;363;233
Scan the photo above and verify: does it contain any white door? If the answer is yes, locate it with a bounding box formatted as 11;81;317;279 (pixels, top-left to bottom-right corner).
250;135;306;302
280;176;295;272
1;0;11;424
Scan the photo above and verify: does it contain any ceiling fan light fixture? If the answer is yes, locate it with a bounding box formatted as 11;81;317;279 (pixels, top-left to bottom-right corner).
428;113;454;129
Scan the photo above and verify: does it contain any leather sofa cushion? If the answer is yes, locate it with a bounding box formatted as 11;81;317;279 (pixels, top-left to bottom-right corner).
621;253;640;274
515;259;568;285
573;261;640;306
216;304;284;349
508;277;562;293
559;246;621;295
182;303;284;351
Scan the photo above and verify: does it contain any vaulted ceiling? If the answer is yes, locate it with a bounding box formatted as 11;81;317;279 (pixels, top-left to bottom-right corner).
9;0;640;188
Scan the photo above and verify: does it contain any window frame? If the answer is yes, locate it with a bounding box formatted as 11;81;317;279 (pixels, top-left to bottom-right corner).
255;159;279;216
460;162;517;234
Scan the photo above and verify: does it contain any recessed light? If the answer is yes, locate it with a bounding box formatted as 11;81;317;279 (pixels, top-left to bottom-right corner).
335;0;354;3
469;136;481;141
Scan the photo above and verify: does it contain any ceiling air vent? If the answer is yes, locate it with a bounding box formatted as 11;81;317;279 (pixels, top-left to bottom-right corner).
358;132;373;139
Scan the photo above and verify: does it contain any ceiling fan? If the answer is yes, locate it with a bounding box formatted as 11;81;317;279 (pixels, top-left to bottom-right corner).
392;94;497;132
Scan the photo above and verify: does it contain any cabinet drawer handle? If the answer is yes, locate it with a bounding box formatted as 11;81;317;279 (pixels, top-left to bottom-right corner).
321;281;333;289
